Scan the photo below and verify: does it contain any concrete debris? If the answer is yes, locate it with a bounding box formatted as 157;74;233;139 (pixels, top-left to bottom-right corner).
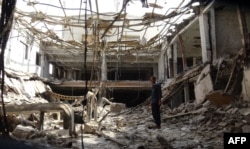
12;125;45;140
0;57;249;148
102;97;126;113
156;134;174;149
242;125;250;132
239;108;250;116
195;64;213;105
0;91;250;149
110;103;126;112
83;121;98;134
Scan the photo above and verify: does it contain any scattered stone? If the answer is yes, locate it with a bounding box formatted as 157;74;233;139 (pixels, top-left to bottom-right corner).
83;121;98;134
222;117;227;121
218;122;228;127
245;115;250;124
12;125;40;140
181;126;191;132
239;108;250;116
194;107;208;113
230;126;242;133
230;108;238;114
224;104;232;111
2;68;250;149
156;134;174;149
234;122;244;128
242;125;250;132
192;115;206;124
110;103;126;113
194;103;203;110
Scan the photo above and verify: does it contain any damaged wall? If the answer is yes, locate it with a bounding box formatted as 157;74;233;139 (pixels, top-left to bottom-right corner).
162;1;250;107
215;3;242;57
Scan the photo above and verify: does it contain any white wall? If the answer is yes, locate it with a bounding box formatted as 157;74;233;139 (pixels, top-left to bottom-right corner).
5;23;42;76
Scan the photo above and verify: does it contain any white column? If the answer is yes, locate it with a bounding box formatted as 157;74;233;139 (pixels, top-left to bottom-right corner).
158;54;165;80
101;50;107;81
199;12;211;63
158;41;168;81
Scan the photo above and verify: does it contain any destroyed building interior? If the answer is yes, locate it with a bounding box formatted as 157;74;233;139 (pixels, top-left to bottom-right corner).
1;0;250;148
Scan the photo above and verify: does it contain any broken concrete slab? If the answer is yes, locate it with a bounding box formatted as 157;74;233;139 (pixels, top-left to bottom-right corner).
239;108;250;116
12;125;44;140
194;64;213;105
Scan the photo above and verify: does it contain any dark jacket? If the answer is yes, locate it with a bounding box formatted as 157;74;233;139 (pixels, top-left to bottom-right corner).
151;83;162;104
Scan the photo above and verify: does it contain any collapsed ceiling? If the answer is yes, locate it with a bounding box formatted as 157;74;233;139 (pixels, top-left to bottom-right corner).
12;0;201;70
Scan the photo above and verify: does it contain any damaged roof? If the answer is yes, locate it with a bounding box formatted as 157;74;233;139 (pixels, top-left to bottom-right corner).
11;0;203;70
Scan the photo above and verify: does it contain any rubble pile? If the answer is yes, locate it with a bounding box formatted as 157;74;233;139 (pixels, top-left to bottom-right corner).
2;69;49;105
94;99;250;149
1;74;250;149
2;95;249;149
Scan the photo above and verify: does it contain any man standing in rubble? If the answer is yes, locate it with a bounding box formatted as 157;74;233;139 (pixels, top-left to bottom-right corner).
150;76;162;129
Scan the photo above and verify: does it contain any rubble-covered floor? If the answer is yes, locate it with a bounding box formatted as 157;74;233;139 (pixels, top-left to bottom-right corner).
3;98;250;149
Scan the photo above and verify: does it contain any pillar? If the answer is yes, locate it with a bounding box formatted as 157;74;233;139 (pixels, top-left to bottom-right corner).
158;40;168;81
101;50;107;81
41;48;50;78
199;12;211;63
